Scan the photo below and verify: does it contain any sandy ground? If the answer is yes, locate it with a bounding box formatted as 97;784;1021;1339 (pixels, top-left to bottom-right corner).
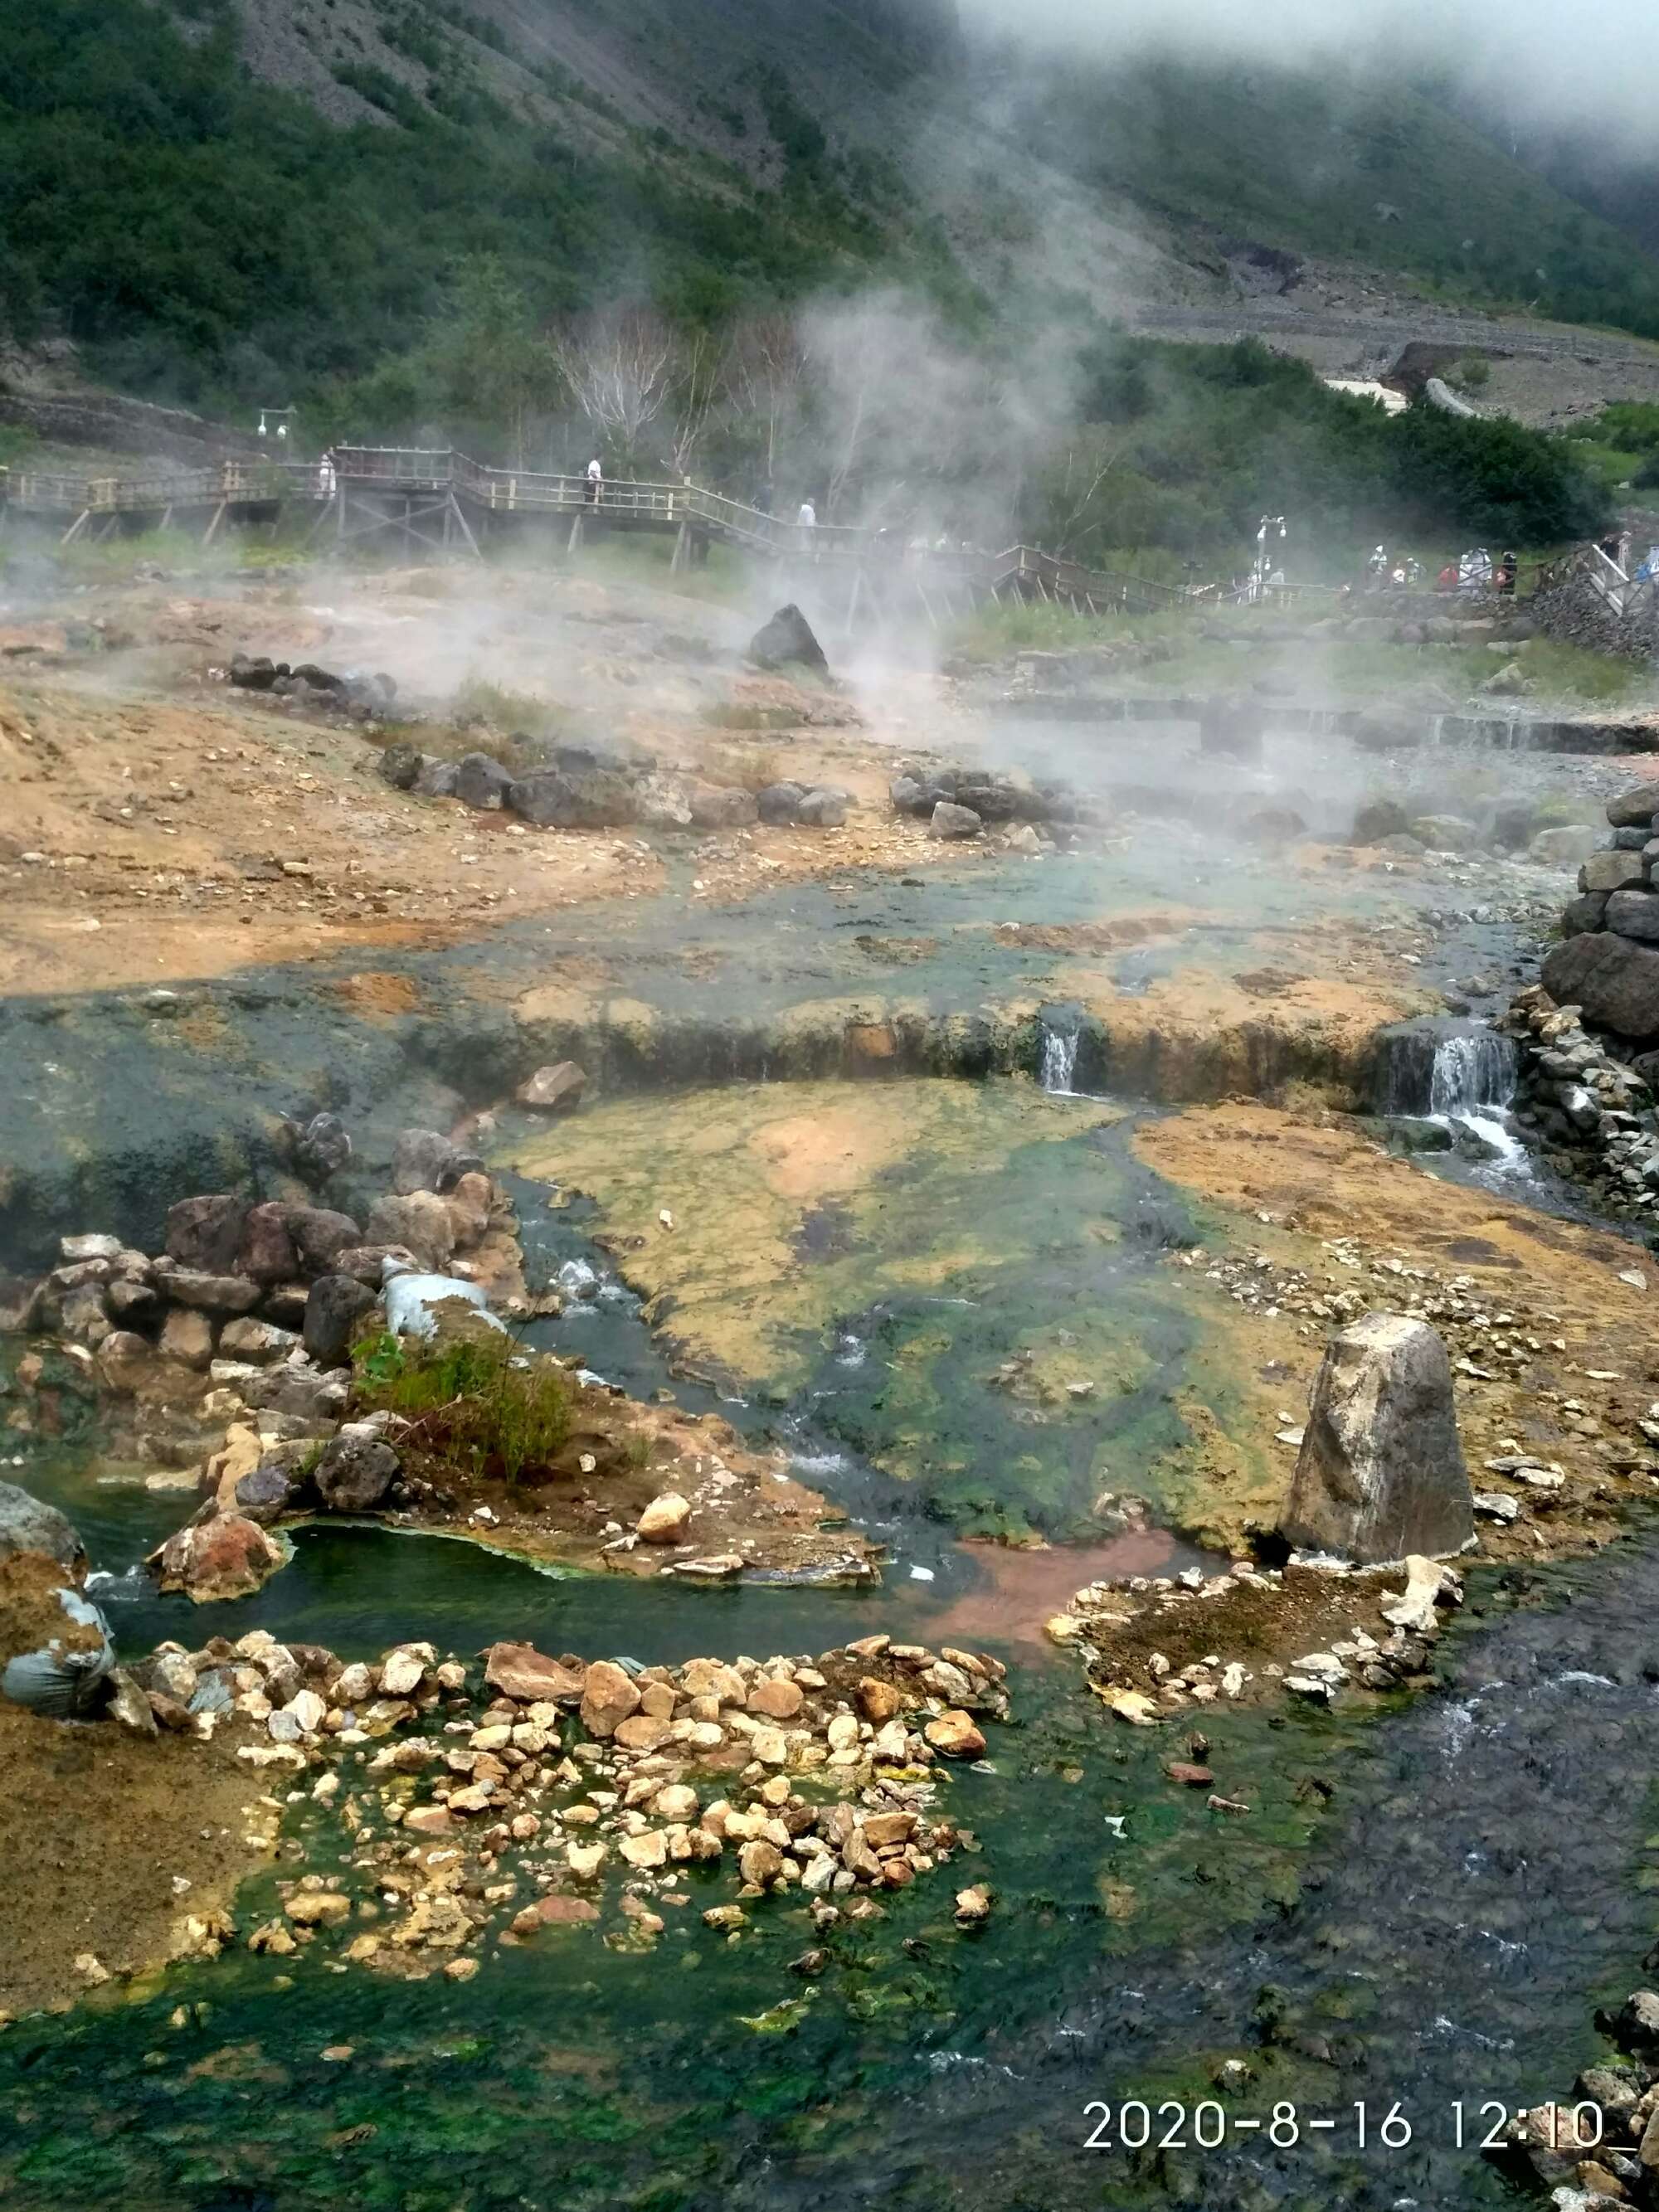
0;561;985;997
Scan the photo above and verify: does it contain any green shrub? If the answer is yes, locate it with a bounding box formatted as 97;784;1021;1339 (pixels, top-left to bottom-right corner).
353;1327;572;1483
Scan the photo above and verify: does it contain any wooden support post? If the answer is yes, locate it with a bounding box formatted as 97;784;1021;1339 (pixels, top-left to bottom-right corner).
62;510;91;546
158;505;173;531
669;521;689;575
845;566;864;632
446;492;483;562
337;481;348;544
202;502;226;547
567;513;584;553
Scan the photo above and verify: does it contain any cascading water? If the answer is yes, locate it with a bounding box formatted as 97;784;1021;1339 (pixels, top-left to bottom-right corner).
1374;1019;1525;1171
1039;1024;1079;1096
1427;1030;1515;1118
1429;1030;1525;1169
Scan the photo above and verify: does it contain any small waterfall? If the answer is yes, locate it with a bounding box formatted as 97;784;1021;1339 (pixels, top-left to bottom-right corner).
1373;1019;1525;1170
1039;1024;1079;1096
1428;1032;1525;1169
1428;1032;1515;1117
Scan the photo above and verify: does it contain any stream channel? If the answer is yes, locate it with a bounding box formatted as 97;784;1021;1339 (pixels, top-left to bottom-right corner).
1;775;1651;2211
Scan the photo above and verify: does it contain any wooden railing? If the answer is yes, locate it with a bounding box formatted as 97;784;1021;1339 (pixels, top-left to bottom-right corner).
0;443;1190;611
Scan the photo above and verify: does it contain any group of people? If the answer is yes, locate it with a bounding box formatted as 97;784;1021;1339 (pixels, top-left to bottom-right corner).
1431;548;1516;595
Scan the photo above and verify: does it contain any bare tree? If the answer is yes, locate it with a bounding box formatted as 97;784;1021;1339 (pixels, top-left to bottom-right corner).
664;327;731;479
548;309;676;464
726;314;809;479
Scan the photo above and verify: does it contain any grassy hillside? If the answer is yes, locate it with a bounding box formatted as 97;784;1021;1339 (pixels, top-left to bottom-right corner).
0;0;969;413
1013;54;1659;338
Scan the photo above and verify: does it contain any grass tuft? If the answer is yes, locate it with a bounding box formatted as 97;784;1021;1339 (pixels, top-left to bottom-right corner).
352;1327;572;1484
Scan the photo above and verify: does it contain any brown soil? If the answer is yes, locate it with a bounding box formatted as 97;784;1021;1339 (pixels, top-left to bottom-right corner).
0;1704;273;2020
1134;1102;1659;1557
377;1380;878;1583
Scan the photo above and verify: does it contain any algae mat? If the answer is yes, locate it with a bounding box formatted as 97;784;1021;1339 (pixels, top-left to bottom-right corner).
505;1077;1287;1544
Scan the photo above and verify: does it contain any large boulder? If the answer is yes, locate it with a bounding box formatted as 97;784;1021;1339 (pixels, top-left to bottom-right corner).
165;1194;248;1275
1607;782;1659;829
284;1205;362;1273
303;1273;378;1364
687;785;758;829
392;1130;481;1197
454;752;513;810
366;1191;455;1271
748;604;829;676
1278;1313;1473;1563
504;769;638;829
1529;824;1600;868
1580;849;1647;894
756;780;807;825
484;1641;586;1703
1606;889;1659;943
929;800;982;840
150;1513;283;1602
313;1431;399;1514
0;1484;86;1579
237;1201;300;1285
517;1062;586;1112
1351;797;1409;845
796;788;849;829
1542;932;1659;1041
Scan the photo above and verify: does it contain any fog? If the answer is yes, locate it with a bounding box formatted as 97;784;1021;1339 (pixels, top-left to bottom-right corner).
956;0;1659;151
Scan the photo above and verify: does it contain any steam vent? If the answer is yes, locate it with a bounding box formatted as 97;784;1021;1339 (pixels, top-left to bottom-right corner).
7;10;1659;2205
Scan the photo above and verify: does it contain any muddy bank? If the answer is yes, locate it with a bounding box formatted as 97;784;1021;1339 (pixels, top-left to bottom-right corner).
0;1699;272;2020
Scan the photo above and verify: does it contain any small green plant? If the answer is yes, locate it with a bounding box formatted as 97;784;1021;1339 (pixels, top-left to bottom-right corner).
352;1326;572;1482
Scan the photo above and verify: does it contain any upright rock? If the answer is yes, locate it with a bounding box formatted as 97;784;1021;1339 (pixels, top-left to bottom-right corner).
748;604;829;676
1278;1313;1473;1563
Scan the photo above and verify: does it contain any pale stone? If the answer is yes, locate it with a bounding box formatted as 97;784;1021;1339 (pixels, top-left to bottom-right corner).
1278;1313;1473;1563
636;1492;692;1543
579;1660;640;1738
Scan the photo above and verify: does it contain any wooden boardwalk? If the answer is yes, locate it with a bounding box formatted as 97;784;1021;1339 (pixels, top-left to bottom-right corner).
0;445;1187;620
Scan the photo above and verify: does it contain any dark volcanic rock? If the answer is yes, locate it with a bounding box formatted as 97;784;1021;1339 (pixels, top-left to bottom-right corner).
748;604;829;676
377;741;423;790
285;1111;353;1190
1352;797;1410;844
303;1274;378;1364
505;769;638;829
283;1205;361;1274
237;1201;299;1285
1543;932;1659;1041
234;1462;299;1525
392;1129;481;1196
165;1194;248;1275
314;1432;399;1514
796;788;848;829
455;752;513;811
1561;891;1610;935
757;781;808;825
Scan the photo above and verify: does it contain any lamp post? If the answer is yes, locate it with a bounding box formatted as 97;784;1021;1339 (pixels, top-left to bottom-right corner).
1253;513;1287;603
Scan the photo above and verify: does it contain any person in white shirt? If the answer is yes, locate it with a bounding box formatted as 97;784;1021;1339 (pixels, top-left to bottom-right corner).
796;499;815;529
585;456;602;508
